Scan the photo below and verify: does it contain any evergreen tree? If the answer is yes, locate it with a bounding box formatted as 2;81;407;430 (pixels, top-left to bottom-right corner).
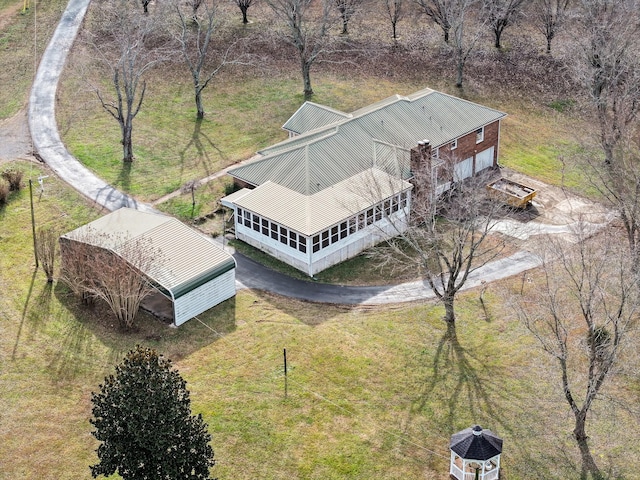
90;346;215;479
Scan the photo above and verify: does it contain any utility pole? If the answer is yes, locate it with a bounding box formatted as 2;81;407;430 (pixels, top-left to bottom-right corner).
29;179;38;268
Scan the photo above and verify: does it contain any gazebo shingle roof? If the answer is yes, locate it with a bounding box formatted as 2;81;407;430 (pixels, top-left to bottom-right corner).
450;425;503;461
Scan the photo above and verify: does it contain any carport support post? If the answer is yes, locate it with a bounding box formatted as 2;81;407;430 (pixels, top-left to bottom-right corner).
29;180;38;269
284;348;288;399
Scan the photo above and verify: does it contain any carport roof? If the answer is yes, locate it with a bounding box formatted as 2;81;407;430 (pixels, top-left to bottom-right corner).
61;208;235;299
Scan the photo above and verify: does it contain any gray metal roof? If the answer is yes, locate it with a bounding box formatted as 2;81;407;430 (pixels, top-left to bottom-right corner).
282;101;351;134
231;168;413;236
61;208;235;298
231;88;506;194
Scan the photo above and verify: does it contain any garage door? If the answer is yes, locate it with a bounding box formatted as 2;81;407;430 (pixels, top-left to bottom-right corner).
454;157;473;182
476;147;495;172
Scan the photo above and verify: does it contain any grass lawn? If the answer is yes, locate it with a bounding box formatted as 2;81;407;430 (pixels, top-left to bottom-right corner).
2;2;637;477
0;0;69;119
2;160;639;479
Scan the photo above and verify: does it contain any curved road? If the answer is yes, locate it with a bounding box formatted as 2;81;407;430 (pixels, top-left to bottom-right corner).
27;0;544;305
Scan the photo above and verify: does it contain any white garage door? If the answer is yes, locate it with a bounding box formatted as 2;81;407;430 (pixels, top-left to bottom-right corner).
476;147;495;172
454;157;474;182
173;269;236;326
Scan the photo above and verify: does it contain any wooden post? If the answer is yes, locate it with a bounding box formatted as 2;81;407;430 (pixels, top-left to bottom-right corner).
283;348;288;399
29;180;38;268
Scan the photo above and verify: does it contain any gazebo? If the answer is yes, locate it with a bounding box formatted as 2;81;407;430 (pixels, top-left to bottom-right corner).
449;425;503;480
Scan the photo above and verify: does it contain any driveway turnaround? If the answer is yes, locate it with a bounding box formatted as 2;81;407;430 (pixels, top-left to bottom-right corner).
233;250;542;304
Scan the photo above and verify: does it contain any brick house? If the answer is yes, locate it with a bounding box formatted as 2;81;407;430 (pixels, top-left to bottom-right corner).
222;87;506;276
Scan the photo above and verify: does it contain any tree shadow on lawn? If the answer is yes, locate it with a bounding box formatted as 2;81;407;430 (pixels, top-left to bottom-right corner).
178;118;228;182
411;324;506;431
248;289;356;326
50;282;237;379
113;160;131;192
405;322;581;478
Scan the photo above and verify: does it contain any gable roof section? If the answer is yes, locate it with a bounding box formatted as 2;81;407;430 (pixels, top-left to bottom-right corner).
230;88;505;194
61;208;235;299
231;168;412;235
282;101;351;135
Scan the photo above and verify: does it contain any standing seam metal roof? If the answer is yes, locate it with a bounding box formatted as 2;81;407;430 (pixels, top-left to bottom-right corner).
61;208;235;298
231;88;506;195
282;101;351;134
231;169;413;236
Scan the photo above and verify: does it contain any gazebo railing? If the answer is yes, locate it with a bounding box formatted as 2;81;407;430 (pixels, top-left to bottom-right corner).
450;463;499;480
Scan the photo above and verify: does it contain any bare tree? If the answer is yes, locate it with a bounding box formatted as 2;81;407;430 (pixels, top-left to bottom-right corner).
414;0;453;43
582;137;640;272
383;0;404;39
175;0;245;119
60;228;163;330
369;155;507;331
574;0;640;268
234;0;256;23
190;0;204;19
36;226;58;283
450;0;483;88
577;0;640;166
532;0;570;53
483;0;527;49
335;0;363;34
265;0;337;99
514;227;639;478
89;0;173;162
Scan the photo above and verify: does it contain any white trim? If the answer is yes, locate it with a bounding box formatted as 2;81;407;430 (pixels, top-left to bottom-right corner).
476;126;485;144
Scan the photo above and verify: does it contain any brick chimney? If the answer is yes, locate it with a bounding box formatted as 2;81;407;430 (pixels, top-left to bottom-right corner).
410;139;432;176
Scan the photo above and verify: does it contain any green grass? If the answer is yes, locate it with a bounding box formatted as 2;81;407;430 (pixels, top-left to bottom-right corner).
0;0;69;119
1;160;639;479
57;66;427;204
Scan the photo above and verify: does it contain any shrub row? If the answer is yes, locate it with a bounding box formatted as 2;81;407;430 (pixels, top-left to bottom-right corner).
0;169;24;206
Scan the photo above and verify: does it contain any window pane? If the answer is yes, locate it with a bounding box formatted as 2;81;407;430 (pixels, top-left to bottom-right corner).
349;217;357;233
322;229;330;247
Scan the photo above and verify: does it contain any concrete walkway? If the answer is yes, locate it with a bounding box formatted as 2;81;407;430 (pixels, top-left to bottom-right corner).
27;0;598;306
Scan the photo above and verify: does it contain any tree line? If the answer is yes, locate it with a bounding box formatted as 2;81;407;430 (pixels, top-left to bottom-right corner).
84;0;634;163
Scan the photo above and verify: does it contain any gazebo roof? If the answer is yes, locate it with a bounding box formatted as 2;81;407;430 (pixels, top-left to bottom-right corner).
450;425;503;461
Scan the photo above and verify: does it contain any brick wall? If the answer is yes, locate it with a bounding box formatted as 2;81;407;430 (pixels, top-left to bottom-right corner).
438;119;500;168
